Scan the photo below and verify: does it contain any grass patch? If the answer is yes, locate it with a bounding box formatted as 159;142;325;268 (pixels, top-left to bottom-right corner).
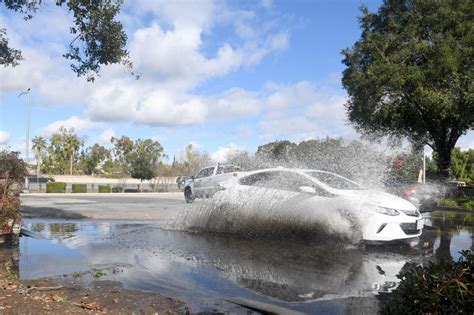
437;197;474;210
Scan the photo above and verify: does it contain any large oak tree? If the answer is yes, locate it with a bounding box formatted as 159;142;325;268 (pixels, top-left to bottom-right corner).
341;0;473;178
1;0;134;81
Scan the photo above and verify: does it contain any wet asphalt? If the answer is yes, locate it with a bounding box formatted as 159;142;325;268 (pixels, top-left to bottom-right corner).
20;193;188;220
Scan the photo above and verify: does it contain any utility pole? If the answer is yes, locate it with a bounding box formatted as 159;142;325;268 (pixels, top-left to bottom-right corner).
18;88;31;191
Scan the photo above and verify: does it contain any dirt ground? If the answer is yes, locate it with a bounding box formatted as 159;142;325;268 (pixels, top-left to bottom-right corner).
0;277;185;314
0;244;187;315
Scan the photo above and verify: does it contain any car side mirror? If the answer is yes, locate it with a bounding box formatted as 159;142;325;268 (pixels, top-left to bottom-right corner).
191;176;195;180
299;186;316;194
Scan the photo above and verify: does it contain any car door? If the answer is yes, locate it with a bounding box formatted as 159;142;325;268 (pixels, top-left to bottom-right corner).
201;167;216;196
193;168;209;197
233;171;295;208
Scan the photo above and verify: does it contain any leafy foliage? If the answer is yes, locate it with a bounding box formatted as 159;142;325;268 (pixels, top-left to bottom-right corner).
80;143;110;175
98;185;111;193
42;127;82;175
0;150;27;235
438;197;474;210
110;135;134;177
71;183;87;193
61;0;133;81
128;139;164;183
341;0;474;177
1;0;134;81
451;148;474;183
379;250;474;314
46;182;66;193
0;28;22;67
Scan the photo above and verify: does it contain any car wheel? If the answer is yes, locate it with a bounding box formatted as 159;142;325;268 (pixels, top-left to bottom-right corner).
184;187;195;204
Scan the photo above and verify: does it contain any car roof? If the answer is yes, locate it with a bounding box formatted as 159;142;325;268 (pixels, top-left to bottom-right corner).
239;167;362;188
242;167;336;176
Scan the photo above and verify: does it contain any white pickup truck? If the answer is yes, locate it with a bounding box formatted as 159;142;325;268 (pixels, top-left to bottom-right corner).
184;164;243;203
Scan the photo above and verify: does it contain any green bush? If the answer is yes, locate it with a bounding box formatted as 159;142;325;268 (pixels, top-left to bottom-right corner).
71;184;87;193
98;185;111;193
379;250;474;314
46;182;66;193
438;198;459;207
438;197;474;209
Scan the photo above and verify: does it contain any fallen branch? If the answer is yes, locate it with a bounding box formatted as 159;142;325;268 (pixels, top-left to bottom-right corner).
26;285;63;293
72;301;102;311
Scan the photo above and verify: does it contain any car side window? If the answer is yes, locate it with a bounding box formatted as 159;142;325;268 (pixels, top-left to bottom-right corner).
240;171;333;196
195;168;208;179
207;167;215;177
239;172;270;186
217;165;239;174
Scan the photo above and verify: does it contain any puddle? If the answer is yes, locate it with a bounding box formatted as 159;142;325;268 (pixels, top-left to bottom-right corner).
7;211;474;313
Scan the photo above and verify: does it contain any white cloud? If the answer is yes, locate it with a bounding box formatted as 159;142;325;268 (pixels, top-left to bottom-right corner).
135;91;208;126
209;88;262;119
256;81;355;141
212;143;244;162
86;85;139;122
97;129;116;146
0;131;10;145
1;0;290;129
40;116;105;136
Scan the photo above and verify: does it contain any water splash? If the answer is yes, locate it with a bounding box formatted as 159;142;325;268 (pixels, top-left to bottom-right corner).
171;187;370;243
172;138;440;243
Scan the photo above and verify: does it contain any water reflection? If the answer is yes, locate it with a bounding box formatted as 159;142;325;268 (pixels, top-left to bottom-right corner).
16;211;474;313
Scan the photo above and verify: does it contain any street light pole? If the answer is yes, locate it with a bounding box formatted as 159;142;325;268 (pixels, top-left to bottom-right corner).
18;88;31;191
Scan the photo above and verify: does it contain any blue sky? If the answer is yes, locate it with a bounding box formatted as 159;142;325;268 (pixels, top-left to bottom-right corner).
1;0;472;162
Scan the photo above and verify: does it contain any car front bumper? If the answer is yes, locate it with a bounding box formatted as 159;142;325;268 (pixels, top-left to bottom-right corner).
363;214;423;242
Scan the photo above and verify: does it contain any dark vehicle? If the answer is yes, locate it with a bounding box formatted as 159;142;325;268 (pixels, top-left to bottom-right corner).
28;175;55;183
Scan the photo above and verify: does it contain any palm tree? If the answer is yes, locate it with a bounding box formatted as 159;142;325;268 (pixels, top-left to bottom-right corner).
32;136;47;176
65;134;81;175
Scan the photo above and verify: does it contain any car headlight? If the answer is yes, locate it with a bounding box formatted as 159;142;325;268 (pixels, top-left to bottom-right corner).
373;206;400;216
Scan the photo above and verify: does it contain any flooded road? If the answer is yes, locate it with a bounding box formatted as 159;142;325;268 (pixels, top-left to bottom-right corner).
10;209;472;314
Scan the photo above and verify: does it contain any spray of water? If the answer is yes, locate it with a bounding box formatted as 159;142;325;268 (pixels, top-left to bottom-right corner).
171;177;374;243
171;138;439;242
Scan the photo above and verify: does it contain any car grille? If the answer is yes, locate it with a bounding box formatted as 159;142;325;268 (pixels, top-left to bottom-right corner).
400;223;420;235
400;210;420;217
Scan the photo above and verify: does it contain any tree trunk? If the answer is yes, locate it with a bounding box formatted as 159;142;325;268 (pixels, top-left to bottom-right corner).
436;147;452;179
140;179;143;193
433;133;459;180
70;154;73;175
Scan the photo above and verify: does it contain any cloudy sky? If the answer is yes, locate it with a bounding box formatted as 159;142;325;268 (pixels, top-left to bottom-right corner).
1;0;472;161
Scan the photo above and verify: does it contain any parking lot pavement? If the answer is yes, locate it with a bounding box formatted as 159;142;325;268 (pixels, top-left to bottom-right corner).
20;192;189;221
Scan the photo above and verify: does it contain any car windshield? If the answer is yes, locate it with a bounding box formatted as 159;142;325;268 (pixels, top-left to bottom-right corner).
306;171;363;190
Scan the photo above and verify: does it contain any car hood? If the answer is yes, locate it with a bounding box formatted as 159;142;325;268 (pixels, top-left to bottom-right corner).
335;189;417;211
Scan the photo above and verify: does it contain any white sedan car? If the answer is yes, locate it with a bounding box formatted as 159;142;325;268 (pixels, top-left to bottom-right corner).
213;168;423;242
